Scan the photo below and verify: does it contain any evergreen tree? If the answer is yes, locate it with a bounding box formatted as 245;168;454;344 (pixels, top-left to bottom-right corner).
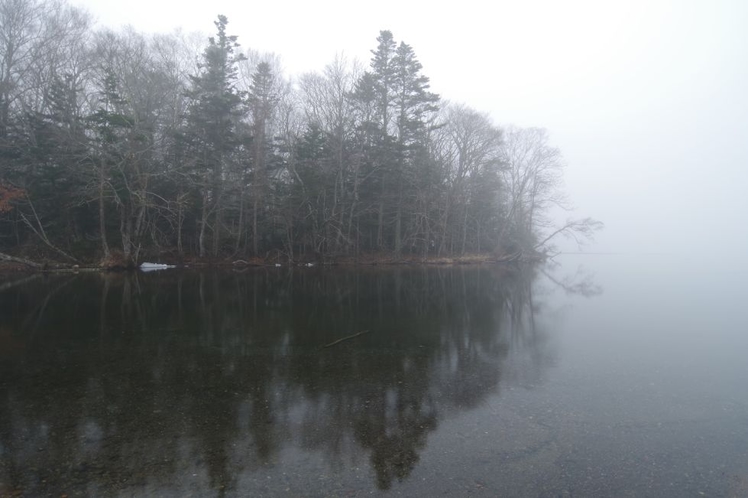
247;61;279;255
391;41;439;253
86;69;134;259
186;15;246;257
351;31;440;253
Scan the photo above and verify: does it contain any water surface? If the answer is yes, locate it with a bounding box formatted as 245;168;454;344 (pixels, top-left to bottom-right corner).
0;256;746;496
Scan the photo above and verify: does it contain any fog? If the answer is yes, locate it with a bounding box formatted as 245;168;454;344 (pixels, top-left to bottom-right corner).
75;0;748;255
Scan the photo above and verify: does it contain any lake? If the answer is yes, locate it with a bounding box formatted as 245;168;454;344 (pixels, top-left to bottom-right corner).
1;256;747;496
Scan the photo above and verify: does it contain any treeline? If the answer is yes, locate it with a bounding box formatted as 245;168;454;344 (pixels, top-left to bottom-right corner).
0;0;599;265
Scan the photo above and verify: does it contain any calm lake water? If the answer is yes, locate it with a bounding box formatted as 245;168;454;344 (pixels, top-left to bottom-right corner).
1;256;747;497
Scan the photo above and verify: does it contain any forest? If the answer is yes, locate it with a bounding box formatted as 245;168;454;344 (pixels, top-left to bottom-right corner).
0;0;600;267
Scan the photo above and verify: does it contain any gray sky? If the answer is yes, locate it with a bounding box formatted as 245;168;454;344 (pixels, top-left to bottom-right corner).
75;0;748;254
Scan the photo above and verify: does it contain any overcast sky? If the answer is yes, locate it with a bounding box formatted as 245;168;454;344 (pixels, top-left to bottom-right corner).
74;0;748;254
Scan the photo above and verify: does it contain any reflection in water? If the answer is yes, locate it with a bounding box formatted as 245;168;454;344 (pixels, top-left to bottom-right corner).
0;265;569;495
541;258;602;298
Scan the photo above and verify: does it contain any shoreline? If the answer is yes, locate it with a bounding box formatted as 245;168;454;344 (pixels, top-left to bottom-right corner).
0;252;534;275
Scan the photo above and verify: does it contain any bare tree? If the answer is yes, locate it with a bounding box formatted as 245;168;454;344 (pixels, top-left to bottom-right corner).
296;54;362;255
436;103;503;254
499;126;601;254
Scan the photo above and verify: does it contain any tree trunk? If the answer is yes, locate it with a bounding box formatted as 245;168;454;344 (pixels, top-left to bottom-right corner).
377;199;384;250
199;191;208;258
99;158;110;258
394;203;402;254
461;205;469;254
235;186;244;254
252;197;259;255
177;194;184;256
212;197;221;257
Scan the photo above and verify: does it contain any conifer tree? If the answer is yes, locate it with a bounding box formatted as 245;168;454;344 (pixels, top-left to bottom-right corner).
186;15;246;257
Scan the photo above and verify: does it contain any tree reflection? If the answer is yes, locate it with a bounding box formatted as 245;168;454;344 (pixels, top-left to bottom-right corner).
0;264;575;494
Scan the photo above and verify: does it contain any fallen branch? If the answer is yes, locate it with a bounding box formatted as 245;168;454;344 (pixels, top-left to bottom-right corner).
0;251;42;269
20;194;80;264
322;330;370;349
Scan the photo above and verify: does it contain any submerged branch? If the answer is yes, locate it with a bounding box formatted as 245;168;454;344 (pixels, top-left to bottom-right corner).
322;330;370;349
540;268;602;298
0;274;42;292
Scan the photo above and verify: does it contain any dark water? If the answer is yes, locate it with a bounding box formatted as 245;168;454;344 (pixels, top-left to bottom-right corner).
0;257;746;497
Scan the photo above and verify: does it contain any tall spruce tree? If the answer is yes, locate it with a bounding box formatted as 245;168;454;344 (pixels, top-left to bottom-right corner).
352;31;440;253
186;15;246;257
368;31;398;249
391;41;439;253
247;61;278;255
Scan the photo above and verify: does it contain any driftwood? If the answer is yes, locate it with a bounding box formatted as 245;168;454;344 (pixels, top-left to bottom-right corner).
0;251;42;269
322;330;370;349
